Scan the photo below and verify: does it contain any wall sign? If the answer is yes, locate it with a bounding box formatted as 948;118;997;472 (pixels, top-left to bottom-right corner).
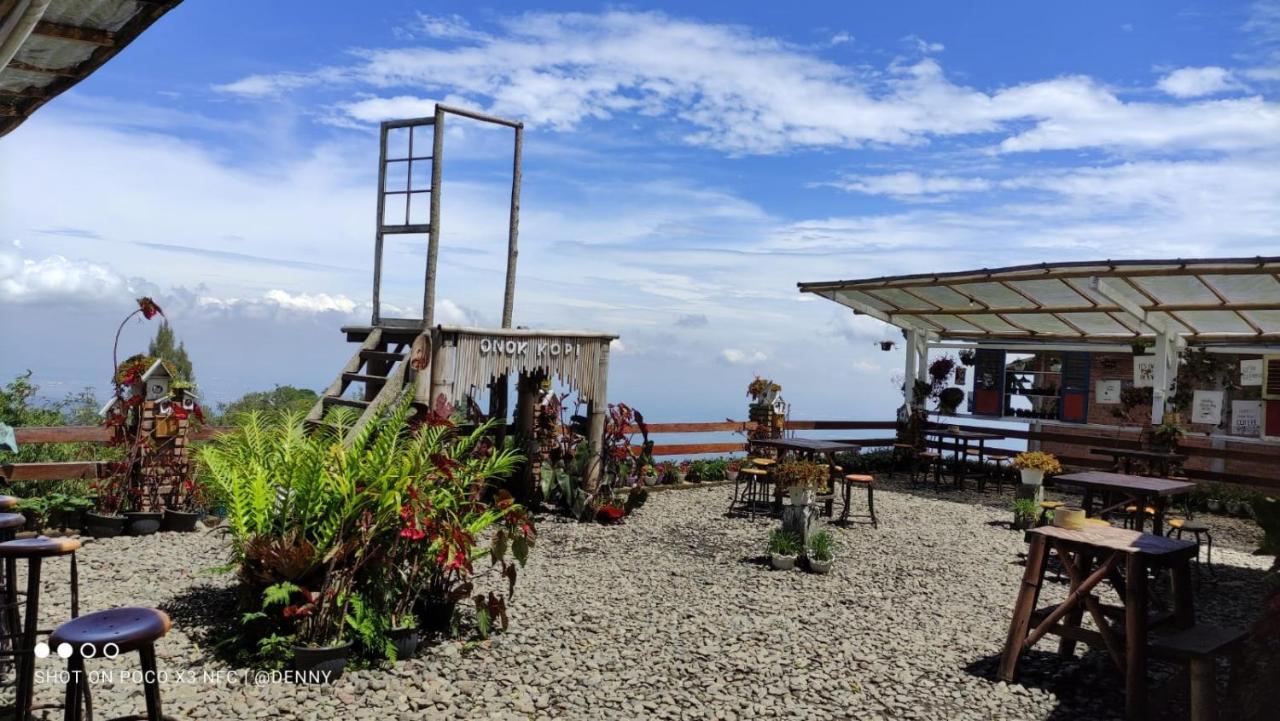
1232;400;1262;437
1191;389;1224;425
1096;380;1121;404
1241;359;1264;387
1133;356;1156;388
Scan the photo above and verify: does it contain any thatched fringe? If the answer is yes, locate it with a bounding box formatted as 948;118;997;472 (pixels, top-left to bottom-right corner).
448;329;613;402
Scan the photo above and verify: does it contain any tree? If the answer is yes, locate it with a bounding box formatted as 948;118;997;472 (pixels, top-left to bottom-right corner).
147;321;194;384
0;372;101;463
216;385;319;422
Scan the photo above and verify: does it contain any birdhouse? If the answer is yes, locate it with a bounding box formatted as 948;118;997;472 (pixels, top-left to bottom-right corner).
141;359;173;401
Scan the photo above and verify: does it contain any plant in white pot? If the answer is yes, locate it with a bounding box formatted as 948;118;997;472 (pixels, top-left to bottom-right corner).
773;460;826;507
806;529;835;574
726;460;741;482
1012;451;1062;486
767;529;801;571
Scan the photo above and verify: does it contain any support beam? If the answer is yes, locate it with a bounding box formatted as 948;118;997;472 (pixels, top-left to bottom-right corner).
4;60;75;77
32;21;114;46
1151;330;1179;425
1090;277;1174;337
903;329;928;409
825;291;939;341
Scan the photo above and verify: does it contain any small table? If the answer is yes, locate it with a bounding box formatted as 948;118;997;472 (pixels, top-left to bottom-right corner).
924;429;1005;489
1055;471;1195;535
999;525;1198;721
1090;448;1186;477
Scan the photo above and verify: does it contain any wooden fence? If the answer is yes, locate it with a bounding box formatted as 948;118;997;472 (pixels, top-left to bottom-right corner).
4;420;1277;490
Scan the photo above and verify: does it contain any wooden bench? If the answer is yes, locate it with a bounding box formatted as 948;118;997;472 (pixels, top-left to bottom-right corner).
1149;625;1248;721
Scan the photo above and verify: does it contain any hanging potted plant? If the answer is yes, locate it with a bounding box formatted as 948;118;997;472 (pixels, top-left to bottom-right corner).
878;340;897;352
767;529;801;571
958;349;976;366
805;529;835;574
1012;451;1062;486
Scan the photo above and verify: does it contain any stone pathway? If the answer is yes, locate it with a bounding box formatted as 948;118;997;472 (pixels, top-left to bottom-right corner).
3;484;1271;720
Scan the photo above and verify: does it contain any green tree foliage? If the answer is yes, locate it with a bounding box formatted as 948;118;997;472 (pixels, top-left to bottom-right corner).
216;386;319;422
0;372;103;464
147;320;194;384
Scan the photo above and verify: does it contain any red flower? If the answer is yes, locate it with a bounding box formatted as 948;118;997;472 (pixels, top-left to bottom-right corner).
596;506;626;524
136;297;164;319
400;527;426;541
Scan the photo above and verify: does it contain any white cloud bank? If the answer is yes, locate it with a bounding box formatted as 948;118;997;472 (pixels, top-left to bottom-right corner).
1156;66;1240;98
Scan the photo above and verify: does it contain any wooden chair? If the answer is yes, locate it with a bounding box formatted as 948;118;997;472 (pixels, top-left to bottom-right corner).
911;450;940;487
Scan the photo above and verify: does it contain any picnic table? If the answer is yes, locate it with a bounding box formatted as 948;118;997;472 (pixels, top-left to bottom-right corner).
999;524;1198;720
1054;471;1195;535
1090;447;1186;477
924;428;1005;489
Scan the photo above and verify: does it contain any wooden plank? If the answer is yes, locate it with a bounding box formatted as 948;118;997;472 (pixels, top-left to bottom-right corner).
646;421;749;433
0;461;102;482
649;442;745;457
32;21;116;46
785;420;897;431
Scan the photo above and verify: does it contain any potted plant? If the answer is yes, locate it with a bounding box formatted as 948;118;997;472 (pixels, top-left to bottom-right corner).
806;529;835;574
639;464;659;487
878;341;897;352
162;476;202;532
1151;414;1185;452
937;387;964;416
677;461;691;483
747;376;782;405
1012;451;1062;486
1205;483;1224;513
726;460;741;482
1012;498;1038;531
1225;489;1245;517
17;496;49;532
767;529;801;571
85;475;128;538
772;461;826;506
286;584;354;682
48;490;94;531
958;349;976;366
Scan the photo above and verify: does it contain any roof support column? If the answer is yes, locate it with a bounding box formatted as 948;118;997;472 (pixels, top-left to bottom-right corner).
903;329;928;409
1151;330;1179;425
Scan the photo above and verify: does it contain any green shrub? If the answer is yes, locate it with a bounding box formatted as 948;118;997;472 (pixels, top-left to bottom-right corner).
807;530;835;562
767;529;801;556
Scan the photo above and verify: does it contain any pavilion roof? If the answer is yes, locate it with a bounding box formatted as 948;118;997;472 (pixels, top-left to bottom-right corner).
798;257;1280;345
0;0;181;137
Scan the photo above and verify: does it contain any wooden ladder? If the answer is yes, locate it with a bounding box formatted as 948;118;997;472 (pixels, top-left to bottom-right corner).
306;328;412;443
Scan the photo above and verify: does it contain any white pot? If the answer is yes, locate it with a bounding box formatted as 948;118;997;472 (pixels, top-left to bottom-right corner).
808;557;833;575
644;475;659;487
727;470;739;482
788;487;814;506
770;553;797;571
1019;468;1045;486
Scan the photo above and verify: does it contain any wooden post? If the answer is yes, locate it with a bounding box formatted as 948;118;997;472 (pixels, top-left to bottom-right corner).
904;329;923;407
1124;554;1149;721
513;371;541;503
428;329;450;408
372;124;389;325
584;343;611;494
423;106;445;327
1188;658;1217;721
501;124;522;329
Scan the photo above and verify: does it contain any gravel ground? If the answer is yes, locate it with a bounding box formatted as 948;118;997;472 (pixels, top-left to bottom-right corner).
2;483;1273;721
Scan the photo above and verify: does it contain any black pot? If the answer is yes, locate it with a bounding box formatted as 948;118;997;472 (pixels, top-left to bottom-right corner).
292;641;352;682
162;508;200;533
20;510;41;532
50;509;86;530
124;511;163;536
390;626;420;660
415;598;457;633
84;511;126;538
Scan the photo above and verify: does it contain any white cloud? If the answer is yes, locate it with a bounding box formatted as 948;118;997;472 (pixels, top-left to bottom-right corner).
213;11;1280;155
262;289;360;314
415;13;492;42
829;172;992;199
720;348;767;365
829;32;852;46
1156;66;1239;98
0;251;131;303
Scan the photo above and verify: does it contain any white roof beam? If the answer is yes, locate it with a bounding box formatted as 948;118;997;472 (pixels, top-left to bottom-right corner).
1089;276;1176;339
823;291;939;341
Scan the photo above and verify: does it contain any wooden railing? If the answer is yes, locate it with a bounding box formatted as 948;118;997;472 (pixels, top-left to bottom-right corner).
5;419;1278;490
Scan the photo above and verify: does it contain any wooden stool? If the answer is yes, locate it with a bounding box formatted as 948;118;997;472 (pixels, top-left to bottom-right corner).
51;607;174;721
738;468;769;518
985;454;1012;493
840;474;877;528
0;496;19;511
1150;625;1246;721
0;513;25;677
748;457;776;467
1168;519;1214;569
1037;501;1064;526
0;537;82;720
892;443;915;472
911;451;940;487
1123;505;1157;531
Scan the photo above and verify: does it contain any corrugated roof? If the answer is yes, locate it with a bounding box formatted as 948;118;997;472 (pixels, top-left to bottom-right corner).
799;257;1280;344
0;0;181;136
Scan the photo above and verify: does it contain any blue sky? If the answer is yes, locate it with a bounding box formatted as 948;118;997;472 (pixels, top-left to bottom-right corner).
2;1;1279;422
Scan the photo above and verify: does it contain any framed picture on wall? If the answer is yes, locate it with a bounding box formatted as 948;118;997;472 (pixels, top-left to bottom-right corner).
1096;380;1121;404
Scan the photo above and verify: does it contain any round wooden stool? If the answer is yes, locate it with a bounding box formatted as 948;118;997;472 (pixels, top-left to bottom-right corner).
0;537;82;720
840;474;877;528
737;468;769;518
0;496;19;512
1168;519;1214;569
51;607;174;721
0;513;26;677
912;451;940;487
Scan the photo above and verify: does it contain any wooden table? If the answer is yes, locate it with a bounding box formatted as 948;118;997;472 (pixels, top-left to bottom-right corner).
749;438;860;514
1090;447;1187;477
999;525;1198;721
924;429;1005;489
1054;471;1195;535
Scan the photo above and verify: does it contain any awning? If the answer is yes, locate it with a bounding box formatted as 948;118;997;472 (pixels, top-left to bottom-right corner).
0;0;181;137
799;257;1280;345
